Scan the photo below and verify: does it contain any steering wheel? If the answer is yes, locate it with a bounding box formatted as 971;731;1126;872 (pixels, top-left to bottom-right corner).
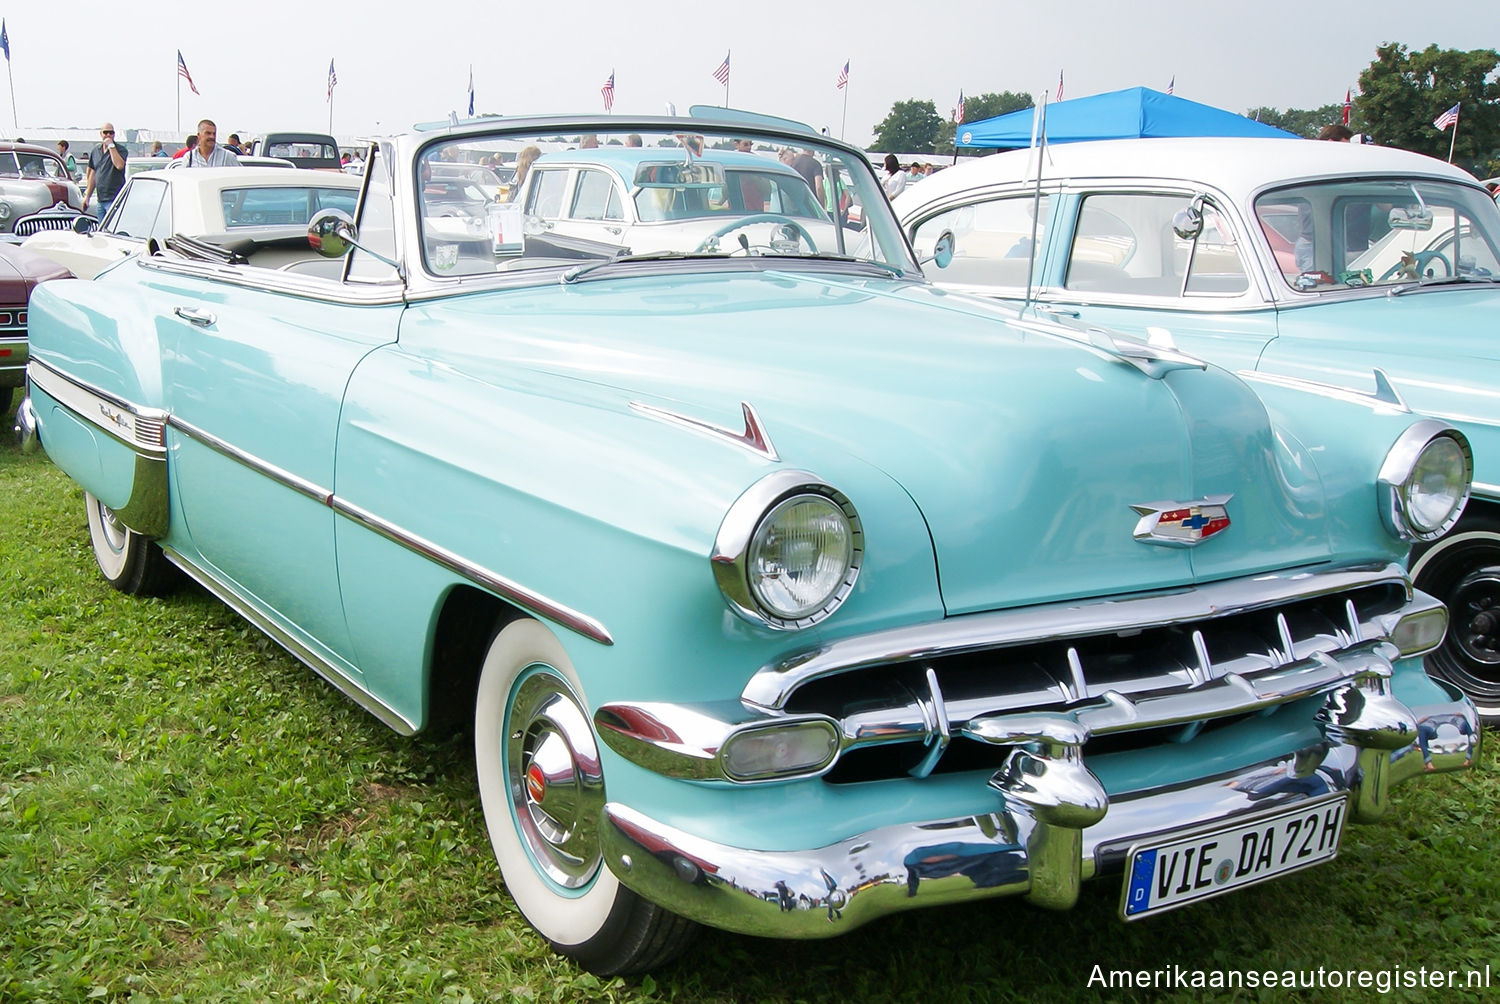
1379;249;1452;282
695;213;817;254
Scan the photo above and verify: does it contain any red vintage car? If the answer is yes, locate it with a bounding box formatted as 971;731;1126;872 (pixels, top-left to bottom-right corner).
0;244;70;418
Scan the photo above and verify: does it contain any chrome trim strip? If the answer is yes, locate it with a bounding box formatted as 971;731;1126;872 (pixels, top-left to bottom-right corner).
14;394;38;452
168;413;333;506
599;695;1476;939
744;563;1412;710
159;544;418;735
33;376;615;648
139;255;406;305
628;400;780;461
330;496;614;646
28;359;168;453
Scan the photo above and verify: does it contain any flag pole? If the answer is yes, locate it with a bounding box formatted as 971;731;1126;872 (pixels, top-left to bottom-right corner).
6;60;15;135
176;74;180;135
1447;113;1458;163
840;82;847;141
725;50;730;107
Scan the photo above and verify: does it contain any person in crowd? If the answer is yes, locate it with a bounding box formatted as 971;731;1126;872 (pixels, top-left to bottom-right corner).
882;154;908;199
579;135;599;149
82;122;128;219
182;119;241;167
150;140;167;157
506;145;541;201
223;133;246;156
625;134;643;148
1317;123;1353;142
172;135;195;160
732;138;754;153
57;140;79;180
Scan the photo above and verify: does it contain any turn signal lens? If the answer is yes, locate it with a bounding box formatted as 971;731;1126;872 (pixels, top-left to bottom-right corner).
721;721;839;781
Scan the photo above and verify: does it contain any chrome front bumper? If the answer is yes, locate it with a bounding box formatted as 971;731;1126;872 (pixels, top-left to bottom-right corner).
598;686;1478;939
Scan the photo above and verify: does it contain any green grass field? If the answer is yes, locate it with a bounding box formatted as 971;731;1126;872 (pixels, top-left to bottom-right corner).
3;430;1497;1003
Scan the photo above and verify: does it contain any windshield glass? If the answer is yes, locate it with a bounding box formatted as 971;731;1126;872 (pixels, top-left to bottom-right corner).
413;125;912;279
1254;178;1500;290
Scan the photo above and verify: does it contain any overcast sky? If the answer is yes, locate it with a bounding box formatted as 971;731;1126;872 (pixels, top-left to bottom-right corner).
5;1;1493;145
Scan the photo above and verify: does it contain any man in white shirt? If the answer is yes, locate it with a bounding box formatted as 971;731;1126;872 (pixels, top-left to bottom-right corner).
183;119;242;168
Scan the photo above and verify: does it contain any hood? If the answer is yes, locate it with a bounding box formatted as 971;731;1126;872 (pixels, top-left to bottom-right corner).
0;245;71;298
418;269;1333;614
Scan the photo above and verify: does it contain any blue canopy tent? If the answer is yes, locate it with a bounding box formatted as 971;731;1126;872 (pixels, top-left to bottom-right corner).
955;87;1298;148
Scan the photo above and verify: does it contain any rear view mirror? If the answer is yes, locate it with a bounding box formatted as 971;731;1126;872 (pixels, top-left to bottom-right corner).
1388;206;1434;231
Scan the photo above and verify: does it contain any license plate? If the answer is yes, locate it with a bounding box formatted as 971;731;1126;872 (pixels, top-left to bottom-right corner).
1120;793;1347;919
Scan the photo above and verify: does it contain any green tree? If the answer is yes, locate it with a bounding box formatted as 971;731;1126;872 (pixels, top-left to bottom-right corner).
1357;43;1499;170
872;100;943;153
938;90;1035;151
1243;104;1346;138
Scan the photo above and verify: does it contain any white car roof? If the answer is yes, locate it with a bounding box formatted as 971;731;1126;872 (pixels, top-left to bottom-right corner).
894;137;1480;215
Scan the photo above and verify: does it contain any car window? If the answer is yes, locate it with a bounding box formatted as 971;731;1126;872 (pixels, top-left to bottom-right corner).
570;170;622;221
110;179;169;240
0;153;19;178
219;186;361;228
912;195;1050;289
1257;178;1500;290
348;143;400;284
526;169;567;219
1063;192;1248;297
15;153;63;180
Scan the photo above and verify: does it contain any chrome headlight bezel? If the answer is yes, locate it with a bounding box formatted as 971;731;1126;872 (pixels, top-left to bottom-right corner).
713;469;863;631
1378;421;1472;542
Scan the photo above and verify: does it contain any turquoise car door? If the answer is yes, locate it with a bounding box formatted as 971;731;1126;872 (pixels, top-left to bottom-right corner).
149;273;401;671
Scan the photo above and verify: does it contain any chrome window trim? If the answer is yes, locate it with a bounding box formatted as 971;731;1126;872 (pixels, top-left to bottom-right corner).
743;562;1413;710
138;256;406;305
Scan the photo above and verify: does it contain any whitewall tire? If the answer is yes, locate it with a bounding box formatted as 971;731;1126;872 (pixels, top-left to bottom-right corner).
83;491;177;596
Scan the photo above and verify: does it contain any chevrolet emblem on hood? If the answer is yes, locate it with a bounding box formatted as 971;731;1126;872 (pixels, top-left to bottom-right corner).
1131;495;1232;547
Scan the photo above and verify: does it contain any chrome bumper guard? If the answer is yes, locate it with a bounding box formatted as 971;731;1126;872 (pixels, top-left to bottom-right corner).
599;686;1478;939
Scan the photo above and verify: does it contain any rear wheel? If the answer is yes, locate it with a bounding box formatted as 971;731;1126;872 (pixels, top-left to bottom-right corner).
1411;512;1500;723
0;386;13;419
473;618;696;975
84;491;178;595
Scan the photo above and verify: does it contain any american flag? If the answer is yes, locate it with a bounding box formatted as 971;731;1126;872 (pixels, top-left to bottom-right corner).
601;71;615;111
836;60;849;90
955;90;965;125
1342;89;1351;125
1433;103;1459;131
326;59;337;101
1166;75;1174;96
712;51;730;86
177;50;199;95
1055;70;1064;102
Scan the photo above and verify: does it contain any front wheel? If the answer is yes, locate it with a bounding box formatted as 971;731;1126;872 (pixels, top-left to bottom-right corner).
84;491;178;595
473;618;697;975
1410;512;1500;723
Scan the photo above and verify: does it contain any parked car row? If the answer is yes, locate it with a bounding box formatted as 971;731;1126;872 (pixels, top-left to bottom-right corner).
10;111;1485;975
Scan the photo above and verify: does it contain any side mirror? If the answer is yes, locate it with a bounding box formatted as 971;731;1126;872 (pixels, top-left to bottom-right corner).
308;208;356;257
920;229;956;269
1172;205;1204;241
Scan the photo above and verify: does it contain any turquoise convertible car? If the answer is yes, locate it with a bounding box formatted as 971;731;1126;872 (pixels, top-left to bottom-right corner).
16;111;1481;974
895;137;1500;723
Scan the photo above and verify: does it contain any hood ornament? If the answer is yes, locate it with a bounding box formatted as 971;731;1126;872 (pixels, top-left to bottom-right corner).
1131;495;1232;547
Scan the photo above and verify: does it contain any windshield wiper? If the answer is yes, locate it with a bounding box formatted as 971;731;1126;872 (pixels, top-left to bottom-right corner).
1389;274;1500;296
560;252;728;285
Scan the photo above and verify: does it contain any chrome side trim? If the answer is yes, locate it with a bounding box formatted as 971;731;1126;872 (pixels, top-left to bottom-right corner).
330;496;614;646
599;694;1476;939
744;563;1412;710
14;394;38;452
28;361;170;537
160;544;417;735
629;400;780;461
139;255;406;305
165;415;614;646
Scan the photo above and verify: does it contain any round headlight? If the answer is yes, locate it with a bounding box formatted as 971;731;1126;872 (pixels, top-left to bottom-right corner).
1379;423;1471;542
713;470;864;630
1405;435;1468;534
749;494;854;620
0;201;12;221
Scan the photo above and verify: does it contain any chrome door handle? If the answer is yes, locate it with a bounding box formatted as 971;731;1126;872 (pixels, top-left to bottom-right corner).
605;226;622;235
173;306;217;326
1037;305;1080;318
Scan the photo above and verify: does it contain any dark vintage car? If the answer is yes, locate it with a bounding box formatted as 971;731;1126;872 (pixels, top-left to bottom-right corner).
0;142;85;234
256;132;343;172
0;244;70;417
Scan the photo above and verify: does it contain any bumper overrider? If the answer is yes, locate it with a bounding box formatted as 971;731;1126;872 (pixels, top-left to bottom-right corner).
595;564;1479;938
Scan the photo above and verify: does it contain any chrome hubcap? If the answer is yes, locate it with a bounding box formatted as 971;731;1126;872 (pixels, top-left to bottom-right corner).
505;671;604;889
97;501;128;553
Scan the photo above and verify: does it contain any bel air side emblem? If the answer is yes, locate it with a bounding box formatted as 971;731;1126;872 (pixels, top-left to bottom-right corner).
1131;494;1232;547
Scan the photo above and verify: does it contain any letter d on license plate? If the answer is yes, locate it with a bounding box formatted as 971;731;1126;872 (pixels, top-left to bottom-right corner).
1120;793;1347;919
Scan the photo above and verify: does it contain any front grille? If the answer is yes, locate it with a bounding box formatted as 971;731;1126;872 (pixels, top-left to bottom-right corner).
775;575;1410;783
